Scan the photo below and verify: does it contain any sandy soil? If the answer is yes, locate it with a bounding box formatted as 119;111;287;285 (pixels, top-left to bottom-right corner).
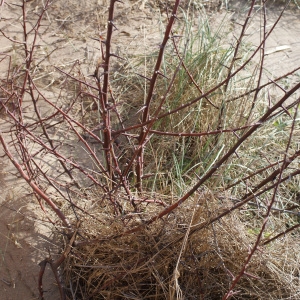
0;0;299;299
231;0;300;78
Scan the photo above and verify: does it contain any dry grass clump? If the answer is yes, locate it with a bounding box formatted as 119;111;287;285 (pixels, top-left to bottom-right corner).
63;192;300;299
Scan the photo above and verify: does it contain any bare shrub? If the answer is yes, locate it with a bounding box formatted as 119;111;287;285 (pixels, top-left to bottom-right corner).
0;0;300;299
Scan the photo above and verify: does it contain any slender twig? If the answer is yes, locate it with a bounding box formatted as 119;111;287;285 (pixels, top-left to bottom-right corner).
135;0;181;190
0;132;71;228
149;123;261;137
38;221;80;300
224;0;256;92
262;223;300;246
248;0;267;114
107;81;300;236
111;4;291;139
222;95;298;300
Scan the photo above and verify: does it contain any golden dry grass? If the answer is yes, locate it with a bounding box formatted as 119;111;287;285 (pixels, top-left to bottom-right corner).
63;190;300;299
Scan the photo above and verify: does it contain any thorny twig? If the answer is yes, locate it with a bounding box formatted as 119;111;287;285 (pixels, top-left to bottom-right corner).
222;97;299;300
135;0;181;191
1;0;300;298
38;221;81;300
0;132;71;228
